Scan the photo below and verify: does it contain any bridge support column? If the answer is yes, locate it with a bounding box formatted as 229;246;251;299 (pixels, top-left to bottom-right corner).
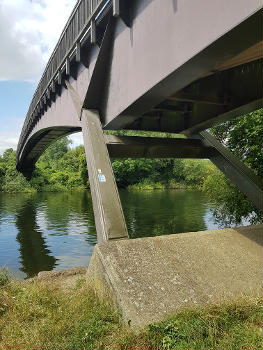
81;109;129;242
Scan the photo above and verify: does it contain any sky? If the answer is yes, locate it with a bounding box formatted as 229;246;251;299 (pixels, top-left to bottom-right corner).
0;0;83;154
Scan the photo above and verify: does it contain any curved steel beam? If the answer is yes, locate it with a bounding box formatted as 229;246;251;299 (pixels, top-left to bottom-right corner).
17;126;81;179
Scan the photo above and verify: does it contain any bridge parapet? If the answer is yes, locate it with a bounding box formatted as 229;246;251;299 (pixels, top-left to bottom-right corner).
17;0;109;163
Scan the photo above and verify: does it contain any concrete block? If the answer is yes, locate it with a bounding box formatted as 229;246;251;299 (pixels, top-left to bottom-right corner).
86;225;263;329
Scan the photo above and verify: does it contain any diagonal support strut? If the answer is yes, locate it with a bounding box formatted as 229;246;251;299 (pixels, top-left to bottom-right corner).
81;109;129;242
66;79;128;242
198;130;263;211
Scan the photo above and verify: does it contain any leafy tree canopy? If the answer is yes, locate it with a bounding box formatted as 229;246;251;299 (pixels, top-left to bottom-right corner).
203;109;263;225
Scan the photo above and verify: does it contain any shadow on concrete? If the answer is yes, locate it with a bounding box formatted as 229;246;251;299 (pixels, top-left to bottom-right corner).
233;225;263;247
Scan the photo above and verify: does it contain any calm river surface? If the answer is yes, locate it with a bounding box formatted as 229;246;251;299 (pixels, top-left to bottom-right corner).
0;190;223;278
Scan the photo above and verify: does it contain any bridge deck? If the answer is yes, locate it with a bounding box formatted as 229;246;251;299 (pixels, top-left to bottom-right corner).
17;0;263;171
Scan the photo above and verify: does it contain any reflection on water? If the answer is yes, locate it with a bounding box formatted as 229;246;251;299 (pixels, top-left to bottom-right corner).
0;189;221;278
120;189;210;238
15;198;56;277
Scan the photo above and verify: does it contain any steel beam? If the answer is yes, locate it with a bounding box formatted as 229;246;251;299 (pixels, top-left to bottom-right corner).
105;135;215;159
76;42;81;62
90;20;97;45
168;93;226;106
185;98;263;136
65;81;83;120
81;109;129;242
66;58;70;76
84;17;115;110
57;70;62;85
113;0;130;27
199;131;263;211
51;81;56;102
101;2;262;130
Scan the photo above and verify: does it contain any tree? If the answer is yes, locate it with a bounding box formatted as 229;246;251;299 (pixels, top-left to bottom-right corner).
0;149;33;193
40;137;72;164
203;109;263;225
112;158;155;187
211;109;263;176
181;159;215;187
29;139;89;191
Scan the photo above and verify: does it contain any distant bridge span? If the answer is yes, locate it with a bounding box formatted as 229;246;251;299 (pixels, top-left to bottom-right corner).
17;0;263;241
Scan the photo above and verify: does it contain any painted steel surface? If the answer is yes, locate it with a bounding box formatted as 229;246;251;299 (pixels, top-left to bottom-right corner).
17;0;263;171
16;0;263;214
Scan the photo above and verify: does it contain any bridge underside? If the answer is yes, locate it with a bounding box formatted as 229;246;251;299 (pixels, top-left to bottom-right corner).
17;0;263;241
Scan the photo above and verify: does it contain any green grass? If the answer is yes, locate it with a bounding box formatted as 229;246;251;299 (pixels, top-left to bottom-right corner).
0;268;10;287
0;277;262;350
127;179;186;191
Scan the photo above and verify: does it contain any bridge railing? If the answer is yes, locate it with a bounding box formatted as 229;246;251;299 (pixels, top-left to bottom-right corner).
17;0;109;160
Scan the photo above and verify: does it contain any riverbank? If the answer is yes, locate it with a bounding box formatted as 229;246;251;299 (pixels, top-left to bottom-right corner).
0;179;196;193
0;267;262;350
127;180;187;190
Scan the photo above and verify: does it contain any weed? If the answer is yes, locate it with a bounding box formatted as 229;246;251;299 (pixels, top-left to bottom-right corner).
0;278;262;350
75;277;86;289
0;267;10;286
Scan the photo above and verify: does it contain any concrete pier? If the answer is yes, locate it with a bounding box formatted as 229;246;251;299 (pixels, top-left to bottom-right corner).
86;225;263;328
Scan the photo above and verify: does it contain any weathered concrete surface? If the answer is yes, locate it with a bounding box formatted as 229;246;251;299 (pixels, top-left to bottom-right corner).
34;267;87;291
86;225;263;329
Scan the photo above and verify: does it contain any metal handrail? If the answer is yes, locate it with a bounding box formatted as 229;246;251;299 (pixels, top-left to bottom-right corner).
17;0;109;159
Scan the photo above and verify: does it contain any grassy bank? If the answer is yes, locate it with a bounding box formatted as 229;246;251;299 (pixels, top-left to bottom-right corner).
0;269;262;350
127;179;186;191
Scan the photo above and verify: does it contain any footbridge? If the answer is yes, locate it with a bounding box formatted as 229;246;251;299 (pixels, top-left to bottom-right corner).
17;0;263;242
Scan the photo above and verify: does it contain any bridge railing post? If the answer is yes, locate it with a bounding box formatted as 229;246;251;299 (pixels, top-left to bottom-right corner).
81;108;129;242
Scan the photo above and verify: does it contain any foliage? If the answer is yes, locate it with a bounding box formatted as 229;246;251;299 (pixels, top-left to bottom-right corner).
0;278;262;350
180;159;215;188
203;109;263;225
31;140;89;191
112;158;155;188
0;279;120;350
203;169;261;226
40;136;72;163
104;129;185;139
210;109;263;176
0;134;216;193
145;298;263;350
0;268;10;287
127;180;167;190
0;149;34;193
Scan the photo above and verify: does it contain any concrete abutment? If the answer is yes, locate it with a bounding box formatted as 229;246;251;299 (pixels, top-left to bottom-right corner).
86;225;263;328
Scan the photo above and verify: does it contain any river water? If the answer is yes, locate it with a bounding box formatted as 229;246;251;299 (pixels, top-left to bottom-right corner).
0;190;222;278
